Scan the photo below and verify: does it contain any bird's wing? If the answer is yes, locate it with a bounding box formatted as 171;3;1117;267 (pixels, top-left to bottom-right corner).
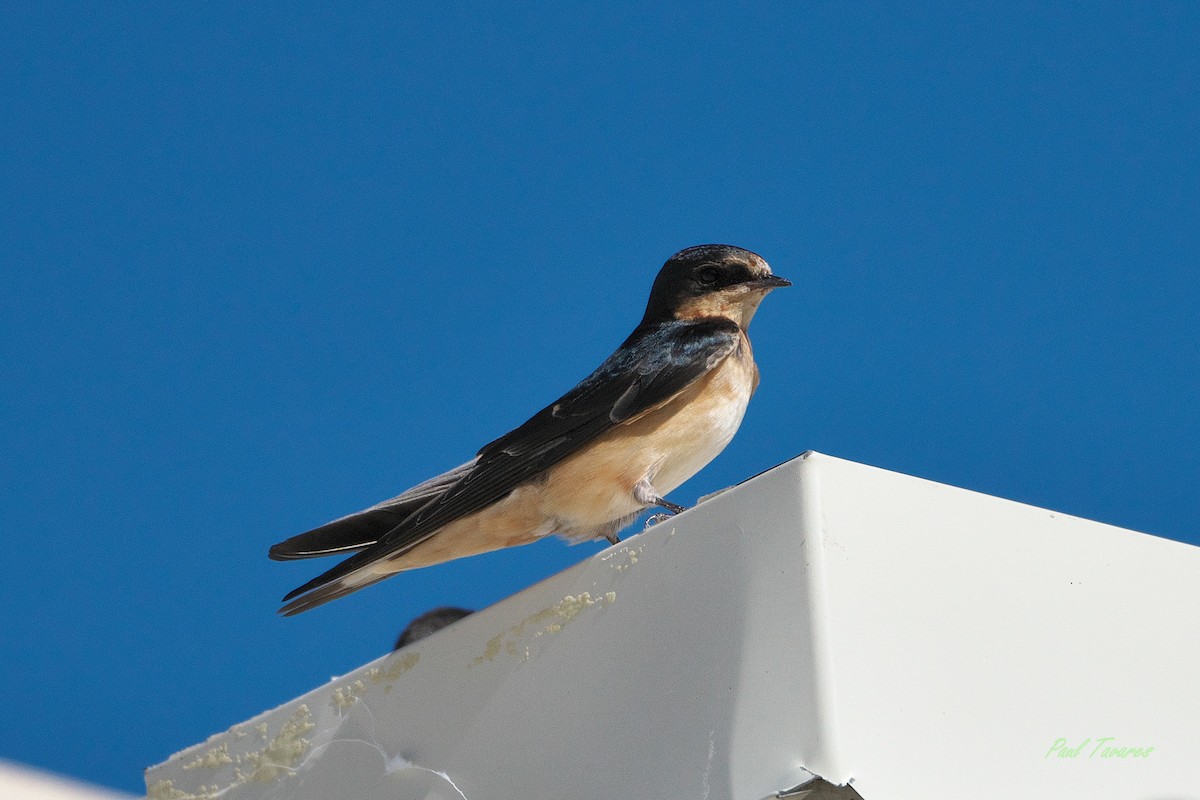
278;318;742;613
268;458;478;561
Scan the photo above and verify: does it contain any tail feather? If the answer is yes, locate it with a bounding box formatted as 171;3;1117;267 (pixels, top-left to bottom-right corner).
268;507;397;561
268;458;478;561
271;458;479;614
279;571;392;616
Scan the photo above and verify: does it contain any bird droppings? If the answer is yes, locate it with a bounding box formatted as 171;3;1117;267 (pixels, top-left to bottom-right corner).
147;779;216;800
331;679;367;709
158;704;318;798
241;704;316;783
181;743;233;771
329;649;418;708
601;544;645;572
366;650;420;691
471;591;616;667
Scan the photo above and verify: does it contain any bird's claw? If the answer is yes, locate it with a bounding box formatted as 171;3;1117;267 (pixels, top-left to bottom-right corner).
644;512;674;530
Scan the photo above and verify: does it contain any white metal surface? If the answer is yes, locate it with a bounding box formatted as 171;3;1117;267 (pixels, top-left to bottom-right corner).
145;452;1200;800
0;760;136;800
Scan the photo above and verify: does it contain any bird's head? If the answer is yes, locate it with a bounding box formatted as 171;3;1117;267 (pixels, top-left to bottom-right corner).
642;244;789;328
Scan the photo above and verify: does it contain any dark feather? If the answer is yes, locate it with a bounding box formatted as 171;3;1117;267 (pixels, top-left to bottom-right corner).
268;458;477;561
279;573;392;616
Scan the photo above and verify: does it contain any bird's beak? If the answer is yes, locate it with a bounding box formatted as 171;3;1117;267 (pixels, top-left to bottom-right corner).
749;274;791;289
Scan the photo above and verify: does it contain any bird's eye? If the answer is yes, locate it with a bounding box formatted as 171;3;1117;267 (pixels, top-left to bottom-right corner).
697;266;720;285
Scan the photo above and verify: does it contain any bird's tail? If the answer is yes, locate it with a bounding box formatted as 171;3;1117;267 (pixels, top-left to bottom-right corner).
278;566;391;616
269;458;478;612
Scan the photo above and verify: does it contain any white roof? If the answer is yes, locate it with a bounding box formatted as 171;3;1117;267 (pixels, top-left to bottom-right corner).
146;452;1200;799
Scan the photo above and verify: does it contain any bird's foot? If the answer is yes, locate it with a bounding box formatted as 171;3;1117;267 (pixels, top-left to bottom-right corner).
644;513;674;530
655;498;687;514
633;478;688;515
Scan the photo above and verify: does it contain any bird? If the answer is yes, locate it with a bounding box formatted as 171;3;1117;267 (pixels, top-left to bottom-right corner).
394;606;474;650
270;244;789;615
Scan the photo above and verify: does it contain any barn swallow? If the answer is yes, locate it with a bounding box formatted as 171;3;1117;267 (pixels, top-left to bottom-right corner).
270;244;788;614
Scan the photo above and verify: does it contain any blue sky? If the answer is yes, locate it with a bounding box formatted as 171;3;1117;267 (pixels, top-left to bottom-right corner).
2;3;1197;794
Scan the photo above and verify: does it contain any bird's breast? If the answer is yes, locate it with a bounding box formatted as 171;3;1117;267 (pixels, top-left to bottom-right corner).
539;332;759;530
646;334;758;494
